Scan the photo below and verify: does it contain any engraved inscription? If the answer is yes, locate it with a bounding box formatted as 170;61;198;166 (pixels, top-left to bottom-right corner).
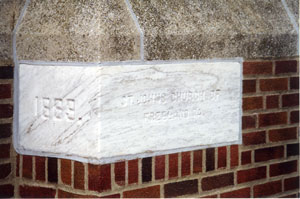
35;97;75;122
121;90;220;107
121;90;221;122
144;108;203;122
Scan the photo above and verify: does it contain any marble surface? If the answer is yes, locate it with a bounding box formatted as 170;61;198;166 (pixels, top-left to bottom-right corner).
15;61;242;163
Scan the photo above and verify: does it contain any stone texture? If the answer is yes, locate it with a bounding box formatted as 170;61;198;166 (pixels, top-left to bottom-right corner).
16;61;241;164
286;0;299;26
0;0;14;63
1;0;299;63
129;0;298;60
16;0;140;62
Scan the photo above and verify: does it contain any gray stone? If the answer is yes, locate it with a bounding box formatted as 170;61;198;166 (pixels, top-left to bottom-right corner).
129;0;298;60
16;0;141;62
0;0;15;64
286;0;299;26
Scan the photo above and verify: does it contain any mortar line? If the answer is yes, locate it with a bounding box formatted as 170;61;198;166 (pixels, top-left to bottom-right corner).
111;163;115;191
165;154;169;180
84;162;88;190
58;159;61;185
71;160;74;188
125;160;128;186
178;152;182;178
32;156;36;181
151;156;155;182
138;158;142;184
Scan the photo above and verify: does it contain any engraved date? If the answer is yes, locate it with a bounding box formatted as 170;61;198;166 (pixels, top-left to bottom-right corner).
34;97;75;122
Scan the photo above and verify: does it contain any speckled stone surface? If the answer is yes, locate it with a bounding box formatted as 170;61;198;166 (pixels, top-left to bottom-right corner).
4;0;300;62
0;0;15;64
16;0;141;62
286;0;299;26
129;0;298;60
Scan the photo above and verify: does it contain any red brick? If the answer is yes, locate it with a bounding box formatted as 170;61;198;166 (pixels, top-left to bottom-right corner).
0;104;13;118
243;61;273;75
287;143;299;157
114;161;125;186
290;76;299;89
74;161;85;190
128;159;138;184
0;84;11;99
220;187;250;198
243;79;256;93
242;115;256;129
230;145;238;168
0;123;11;139
88;164;111;192
142;157;152;183
155;155;165;180
164;180;198;197
19;185;55;198
282;93;299;107
237;166;266;183
259;112;287;127
0;184;14;198
58;189;98;198
169;153;178;178
206;148;215;171
243;96;263;111
22;155;32;179
241;151;251;165
260;78;288;91
290;110;299;123
269;127;297;142
193;150;202;173
253;180;282;197
270;160;297;177
0;144;10;159
0;163;11;179
202;173;234;191
255;146;284;162
48;157;58;183
243;131;266;146
35;156;45;181
124;186;160;198
266;95;279;109
217;147;226;169
275;60;297;74
284;176;299;191
0;67;13;79
60;159;71;185
181;152;191;176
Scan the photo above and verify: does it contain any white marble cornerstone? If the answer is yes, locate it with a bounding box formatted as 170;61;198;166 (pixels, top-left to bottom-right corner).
14;61;242;163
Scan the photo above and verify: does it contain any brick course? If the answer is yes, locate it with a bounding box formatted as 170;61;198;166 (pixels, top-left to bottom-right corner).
2;58;298;198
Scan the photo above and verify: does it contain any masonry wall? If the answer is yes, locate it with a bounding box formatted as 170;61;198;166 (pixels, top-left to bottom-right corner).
0;58;299;198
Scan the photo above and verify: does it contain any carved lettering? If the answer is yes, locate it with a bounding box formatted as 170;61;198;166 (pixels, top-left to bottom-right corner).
35;97;76;122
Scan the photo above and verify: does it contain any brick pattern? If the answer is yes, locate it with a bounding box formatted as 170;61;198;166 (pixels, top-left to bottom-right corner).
0;65;14;198
3;59;299;198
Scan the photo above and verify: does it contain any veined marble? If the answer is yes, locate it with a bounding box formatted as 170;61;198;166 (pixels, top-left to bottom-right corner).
15;61;242;163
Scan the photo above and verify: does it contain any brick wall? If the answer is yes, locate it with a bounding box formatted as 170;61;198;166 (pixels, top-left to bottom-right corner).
0;58;299;198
